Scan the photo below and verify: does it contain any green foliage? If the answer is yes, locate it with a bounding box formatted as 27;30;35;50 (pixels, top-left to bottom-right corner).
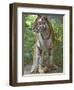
24;15;37;64
24;15;63;69
51;18;63;68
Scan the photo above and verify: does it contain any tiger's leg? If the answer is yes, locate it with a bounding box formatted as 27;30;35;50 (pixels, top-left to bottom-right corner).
31;45;38;73
48;48;53;65
48;48;58;70
31;45;42;73
38;48;46;73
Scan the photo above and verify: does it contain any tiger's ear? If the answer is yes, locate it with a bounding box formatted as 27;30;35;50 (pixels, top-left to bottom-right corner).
38;15;48;20
38;14;42;17
32;17;38;31
44;16;48;20
32;15;39;29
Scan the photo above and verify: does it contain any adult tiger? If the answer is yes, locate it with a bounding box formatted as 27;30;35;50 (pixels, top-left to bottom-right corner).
31;15;57;73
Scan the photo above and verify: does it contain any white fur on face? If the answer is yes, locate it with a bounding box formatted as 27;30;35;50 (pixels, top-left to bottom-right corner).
38;18;42;22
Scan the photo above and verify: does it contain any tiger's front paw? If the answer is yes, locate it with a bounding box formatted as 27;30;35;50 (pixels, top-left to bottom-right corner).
38;65;49;73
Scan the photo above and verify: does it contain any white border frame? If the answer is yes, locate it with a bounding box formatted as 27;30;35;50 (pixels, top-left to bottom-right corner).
17;7;70;83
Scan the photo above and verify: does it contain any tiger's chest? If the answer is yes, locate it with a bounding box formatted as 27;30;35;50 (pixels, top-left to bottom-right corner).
37;33;53;49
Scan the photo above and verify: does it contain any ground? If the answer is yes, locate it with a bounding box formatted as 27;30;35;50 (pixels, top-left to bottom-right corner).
24;64;63;74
